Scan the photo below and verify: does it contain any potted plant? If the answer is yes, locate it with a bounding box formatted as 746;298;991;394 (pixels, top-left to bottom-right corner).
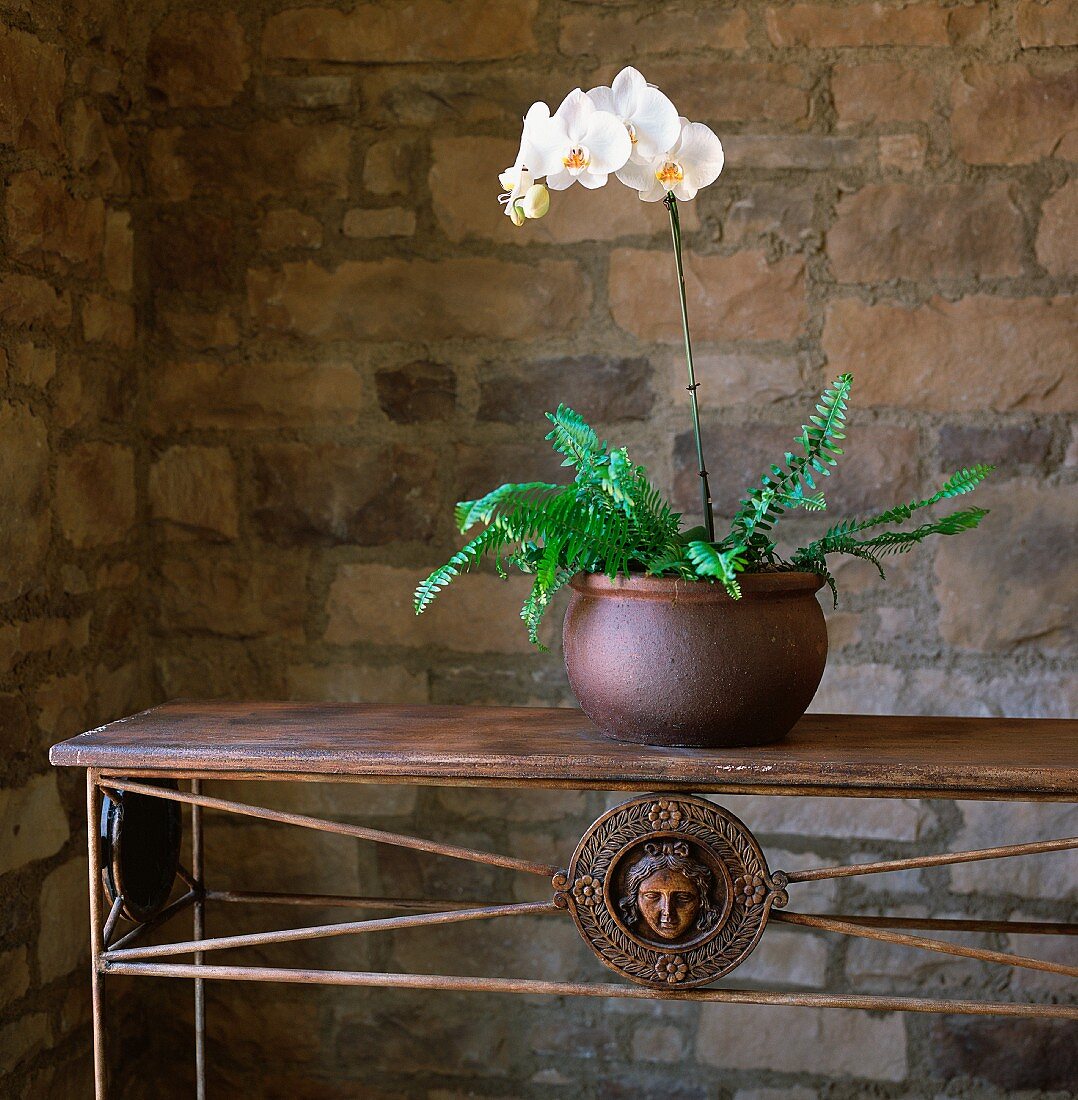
415;67;992;749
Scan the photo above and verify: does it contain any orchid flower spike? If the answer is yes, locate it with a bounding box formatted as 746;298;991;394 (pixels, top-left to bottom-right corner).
617;116;725;202
586;66;680;165
526;88;632;190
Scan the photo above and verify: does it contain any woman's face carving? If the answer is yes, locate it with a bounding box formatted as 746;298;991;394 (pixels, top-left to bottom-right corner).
636;866;701;941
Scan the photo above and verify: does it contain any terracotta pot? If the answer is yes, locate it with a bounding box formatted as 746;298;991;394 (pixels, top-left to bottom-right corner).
562;571;828;749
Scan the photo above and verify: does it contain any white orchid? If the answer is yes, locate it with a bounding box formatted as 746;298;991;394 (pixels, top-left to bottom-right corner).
616;117;725;202
498;164;550;225
525;88;632;190
586;66;680;165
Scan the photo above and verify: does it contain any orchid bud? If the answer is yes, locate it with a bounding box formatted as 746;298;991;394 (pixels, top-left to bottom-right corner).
521;183;550;220
508;202;526;227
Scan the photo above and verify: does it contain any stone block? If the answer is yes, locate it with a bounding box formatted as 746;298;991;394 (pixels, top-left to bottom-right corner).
147;10;249;108
935;480;1076;652
259;75;352;109
81;295;135;348
103;209;133;292
149;208;239;293
454;441;568;500
950;801;1078;899
729;926;828;988
718;793;929;842
560;7;748;56
810;661;906;715
148;360;364;432
0;774;69;875
158;554;307;639
0;1013;51;1074
34;671;90;741
670;350;807;409
0;27;65;156
1036;178;1078;275
10;343;56;388
341;207;415;238
375;362;456;423
286;662;428;705
824;296;1078;412
260;209;323;251
938;423;1052;474
630;1021;687;1063
0;273;71;328
610;250;806;342
928;1017;1078;1091
952;64;1078;164
212;779;419;820
56;442;136;549
325;564;551;653
722;184;815;248
363;138;420;195
64;99;128;197
766;2;987;45
845;934;971;992
159;309;240;350
1017;0;1078;46
642;60;810;125
252;443;441;546
155;639;265;699
723;134;872;169
149;445;239;540
829;183;1024;280
262;0;537;61
878;132;928;172
39;857;89;982
248;258;590;341
149;122;349;202
696;1004;907;1079
832;62;937;126
0;402;49;602
903;667;1078;719
5;170;105;275
478;356;654;425
0;947;29;1010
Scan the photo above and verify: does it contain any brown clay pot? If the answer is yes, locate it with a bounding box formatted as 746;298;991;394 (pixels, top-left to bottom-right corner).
562;571;828;749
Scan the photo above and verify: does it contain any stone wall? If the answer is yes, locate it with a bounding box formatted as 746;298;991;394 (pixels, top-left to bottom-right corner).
1;0;1075;1096
0;1;156;1094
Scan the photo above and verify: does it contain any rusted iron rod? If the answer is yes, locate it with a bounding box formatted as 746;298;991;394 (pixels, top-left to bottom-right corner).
773;911;1078;977
788;914;1078;936
206;889;486;912
784;835;1078;882
101;894;125;949
97;960;1078;1020
191;778;206;1100
87;773;107;1099
104;900;559;962
101;777;558;878
107;889;197;952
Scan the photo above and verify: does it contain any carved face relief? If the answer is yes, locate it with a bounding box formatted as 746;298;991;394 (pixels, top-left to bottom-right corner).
636;866;701;941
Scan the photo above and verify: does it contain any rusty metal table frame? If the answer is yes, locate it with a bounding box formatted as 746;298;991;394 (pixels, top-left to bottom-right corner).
51;705;1078;1099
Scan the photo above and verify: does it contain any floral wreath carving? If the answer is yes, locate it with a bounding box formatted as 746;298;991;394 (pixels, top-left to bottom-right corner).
557;794;786;989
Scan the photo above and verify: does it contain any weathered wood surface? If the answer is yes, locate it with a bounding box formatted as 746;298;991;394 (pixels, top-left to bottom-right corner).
49;702;1077;798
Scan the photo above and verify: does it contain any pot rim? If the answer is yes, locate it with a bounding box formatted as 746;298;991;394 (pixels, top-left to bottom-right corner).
568;570;826;600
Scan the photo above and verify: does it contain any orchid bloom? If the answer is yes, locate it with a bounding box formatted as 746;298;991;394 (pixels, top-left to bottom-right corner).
616;117;725;202
526;88;632;190
499;164;550;225
586;66;680;165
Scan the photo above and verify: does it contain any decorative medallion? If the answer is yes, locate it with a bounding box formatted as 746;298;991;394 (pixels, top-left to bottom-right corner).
554;794;787;989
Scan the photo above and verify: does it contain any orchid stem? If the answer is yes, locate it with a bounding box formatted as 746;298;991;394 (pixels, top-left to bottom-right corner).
664;193;714;542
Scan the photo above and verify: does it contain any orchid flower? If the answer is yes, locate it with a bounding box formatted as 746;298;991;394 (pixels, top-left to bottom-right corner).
617;117;725;202
526;89;632;190
498;164;550;225
586;66;680;165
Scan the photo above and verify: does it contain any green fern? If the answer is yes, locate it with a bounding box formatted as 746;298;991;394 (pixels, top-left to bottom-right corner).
415;387;991;646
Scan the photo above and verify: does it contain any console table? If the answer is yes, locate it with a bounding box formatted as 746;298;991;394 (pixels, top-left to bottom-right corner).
50;702;1078;1099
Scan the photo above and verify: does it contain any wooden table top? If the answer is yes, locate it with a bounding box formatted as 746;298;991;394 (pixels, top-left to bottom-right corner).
49;702;1078;800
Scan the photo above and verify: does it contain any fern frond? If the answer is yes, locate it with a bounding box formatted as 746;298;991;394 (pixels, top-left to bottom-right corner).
545;405;605;469
414;523;512;614
685;541;748;598
455;482;560;532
